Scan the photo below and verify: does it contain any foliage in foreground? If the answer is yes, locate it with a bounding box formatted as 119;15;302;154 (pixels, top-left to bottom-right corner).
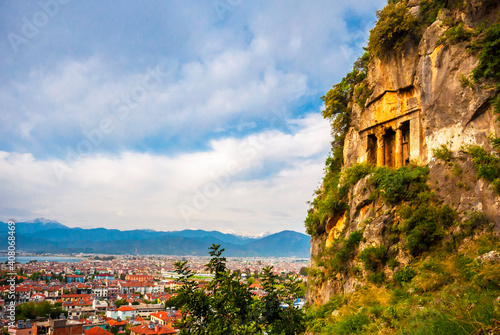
174;244;305;335
306;234;500;334
15;301;67;320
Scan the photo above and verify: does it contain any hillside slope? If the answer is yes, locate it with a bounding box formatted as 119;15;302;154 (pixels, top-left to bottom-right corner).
305;0;500;333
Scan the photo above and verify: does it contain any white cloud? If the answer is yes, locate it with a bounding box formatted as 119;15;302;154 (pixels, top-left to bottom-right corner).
0;0;387;233
0;0;385;155
0;113;330;234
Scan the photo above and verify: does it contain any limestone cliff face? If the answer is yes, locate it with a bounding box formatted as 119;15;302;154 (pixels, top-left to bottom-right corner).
307;0;500;306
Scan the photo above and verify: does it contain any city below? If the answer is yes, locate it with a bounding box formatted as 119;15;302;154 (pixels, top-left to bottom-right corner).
1;253;309;334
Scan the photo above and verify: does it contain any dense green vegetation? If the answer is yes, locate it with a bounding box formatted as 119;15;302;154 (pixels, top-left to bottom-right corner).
305;0;500;333
15;301;67;320
465;145;500;195
472;23;500;82
305;52;371;237
368;2;420;57
308;163;458;286
173;244;305;334
306;233;500;334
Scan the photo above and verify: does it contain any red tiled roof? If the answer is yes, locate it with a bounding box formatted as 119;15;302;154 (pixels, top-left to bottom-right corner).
129;325;176;335
107;320;127;326
62;294;91;298
116;306;136;312
79;319;93;325
150;312;169;321
85;326;114;335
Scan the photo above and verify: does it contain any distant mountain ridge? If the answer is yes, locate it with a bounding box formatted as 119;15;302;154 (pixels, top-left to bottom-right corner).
0;218;310;257
0;218;68;234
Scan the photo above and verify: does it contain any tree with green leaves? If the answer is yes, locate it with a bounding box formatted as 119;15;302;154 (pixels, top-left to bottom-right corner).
174;244;305;334
15;301;68;320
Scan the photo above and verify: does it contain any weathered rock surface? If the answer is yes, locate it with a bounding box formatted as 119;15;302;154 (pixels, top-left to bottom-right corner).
308;0;500;306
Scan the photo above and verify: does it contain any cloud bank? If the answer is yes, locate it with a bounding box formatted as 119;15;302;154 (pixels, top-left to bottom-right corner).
0;0;385;234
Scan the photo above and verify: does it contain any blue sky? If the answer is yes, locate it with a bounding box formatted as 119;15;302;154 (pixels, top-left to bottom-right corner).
0;0;385;235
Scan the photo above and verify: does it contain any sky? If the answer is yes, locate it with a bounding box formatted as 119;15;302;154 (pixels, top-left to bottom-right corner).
0;0;385;235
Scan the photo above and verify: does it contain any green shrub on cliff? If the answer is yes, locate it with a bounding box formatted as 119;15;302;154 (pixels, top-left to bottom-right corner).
472;23;500;82
368;2;420;57
393;266;416;284
359;245;387;272
465;145;500;195
325;230;364;275
432;144;452;162
419;0;446;25
399;204;456;256
305;51;371;237
370;165;430;204
440;22;474;45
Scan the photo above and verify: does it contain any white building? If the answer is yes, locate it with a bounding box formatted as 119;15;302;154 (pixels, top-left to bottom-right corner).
106;306;137;320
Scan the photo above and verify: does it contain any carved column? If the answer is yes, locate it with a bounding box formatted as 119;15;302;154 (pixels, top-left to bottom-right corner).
395;127;403;168
376;133;385;167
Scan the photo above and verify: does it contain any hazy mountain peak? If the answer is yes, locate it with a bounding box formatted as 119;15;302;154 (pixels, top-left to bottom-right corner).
223;230;272;239
26;217;60;225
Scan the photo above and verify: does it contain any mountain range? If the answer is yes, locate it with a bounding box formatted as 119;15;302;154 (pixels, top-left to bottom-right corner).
0;218;310;257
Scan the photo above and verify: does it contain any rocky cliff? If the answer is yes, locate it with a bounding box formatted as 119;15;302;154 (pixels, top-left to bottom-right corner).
305;0;500;333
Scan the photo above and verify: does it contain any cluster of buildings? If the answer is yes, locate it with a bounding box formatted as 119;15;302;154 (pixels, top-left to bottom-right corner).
0;255;308;335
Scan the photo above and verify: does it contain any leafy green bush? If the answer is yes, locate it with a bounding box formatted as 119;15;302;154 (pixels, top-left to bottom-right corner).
465;145;500;195
327;231;364;274
399;204;456;256
341;163;373;189
419;0;446;25
347;230;364;245
472;23;500;82
393;266;416;283
459;73;475;89
387;258;400;270
441;22;474;44
358;245;387;272
432;144;452;161
175;245;306;334
459;211;490;237
306;53;372;237
368;2;420;57
371;165;430;204
367;272;386;285
354;81;374;109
